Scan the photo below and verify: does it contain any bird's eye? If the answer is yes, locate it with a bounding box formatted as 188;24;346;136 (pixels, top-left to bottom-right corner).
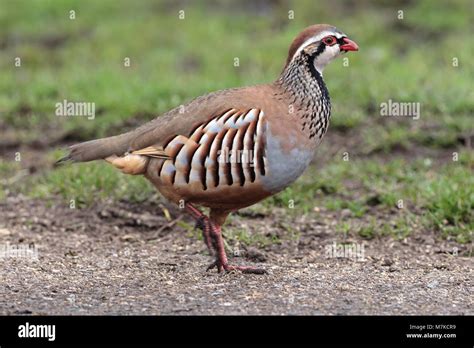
323;36;336;46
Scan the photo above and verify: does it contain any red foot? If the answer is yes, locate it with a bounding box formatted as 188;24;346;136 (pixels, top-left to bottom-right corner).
207;260;267;274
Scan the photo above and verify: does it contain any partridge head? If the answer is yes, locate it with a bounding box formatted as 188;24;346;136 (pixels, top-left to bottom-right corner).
284;24;359;73
59;24;358;274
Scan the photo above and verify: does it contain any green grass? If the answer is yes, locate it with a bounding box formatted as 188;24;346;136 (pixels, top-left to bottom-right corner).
267;150;473;243
0;0;472;245
225;227;282;249
23;161;157;207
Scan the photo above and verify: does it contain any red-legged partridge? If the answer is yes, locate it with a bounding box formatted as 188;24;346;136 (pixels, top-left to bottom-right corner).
59;24;359;274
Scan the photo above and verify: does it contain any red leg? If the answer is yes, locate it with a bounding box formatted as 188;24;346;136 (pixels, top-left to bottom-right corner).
201;219;213;254
185;203;266;274
206;220;266;275
185;203;213;254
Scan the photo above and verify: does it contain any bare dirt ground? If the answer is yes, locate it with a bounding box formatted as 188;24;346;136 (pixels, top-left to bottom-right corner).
0;195;471;315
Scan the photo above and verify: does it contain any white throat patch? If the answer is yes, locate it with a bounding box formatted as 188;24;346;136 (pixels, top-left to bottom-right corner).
313;44;341;74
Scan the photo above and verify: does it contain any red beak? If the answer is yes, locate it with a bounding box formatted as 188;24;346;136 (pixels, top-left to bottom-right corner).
340;37;359;52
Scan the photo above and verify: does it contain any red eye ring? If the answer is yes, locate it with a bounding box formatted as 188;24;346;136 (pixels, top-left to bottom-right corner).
323;36;337;46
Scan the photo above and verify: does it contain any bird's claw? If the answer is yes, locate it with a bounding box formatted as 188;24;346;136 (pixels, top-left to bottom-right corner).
206;260;266;275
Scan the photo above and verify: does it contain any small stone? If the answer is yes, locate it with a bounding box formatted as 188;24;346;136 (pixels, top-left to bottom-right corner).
120;234;138;242
427;280;439;289
341;209;352;218
244;247;267;262
0;228;11;236
64;250;78;257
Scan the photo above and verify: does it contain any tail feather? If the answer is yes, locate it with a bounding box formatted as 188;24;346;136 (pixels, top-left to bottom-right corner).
56;131;136;165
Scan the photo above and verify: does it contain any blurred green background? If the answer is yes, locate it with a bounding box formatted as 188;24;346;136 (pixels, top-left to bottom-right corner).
0;0;472;244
